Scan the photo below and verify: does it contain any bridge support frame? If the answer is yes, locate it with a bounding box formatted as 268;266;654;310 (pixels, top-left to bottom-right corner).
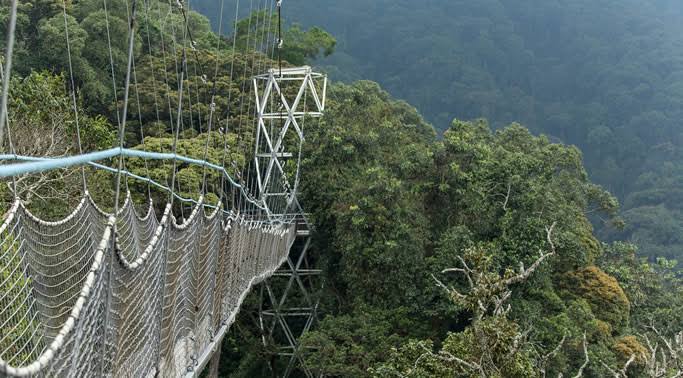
252;66;326;216
259;215;323;378
254;65;326;377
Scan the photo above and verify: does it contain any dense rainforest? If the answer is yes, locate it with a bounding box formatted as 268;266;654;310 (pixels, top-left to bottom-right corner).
1;0;683;377
194;0;683;263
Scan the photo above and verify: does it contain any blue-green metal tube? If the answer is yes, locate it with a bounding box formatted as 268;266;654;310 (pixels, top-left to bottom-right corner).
0;150;268;214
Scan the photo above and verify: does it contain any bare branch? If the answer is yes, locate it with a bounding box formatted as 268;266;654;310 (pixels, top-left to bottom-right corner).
416;342;481;372
545;334;567;362
505;327;532;361
431;273;465;300
600;361;620;378
504;222;557;286
502;183;511;211
493;290;512;316
572;333;589;378
621;354;636;376
430;223;560;377
601;354;635;378
457;255;475;288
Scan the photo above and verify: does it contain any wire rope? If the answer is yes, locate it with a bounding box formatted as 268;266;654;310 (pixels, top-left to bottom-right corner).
0;0;17;147
60;0;87;190
219;0;242;214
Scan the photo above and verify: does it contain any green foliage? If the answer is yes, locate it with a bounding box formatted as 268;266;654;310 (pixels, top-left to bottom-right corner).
295;85;640;376
0;224;41;365
599;242;683;335
279;24;336;66
372;247;540;378
0;3;260;218
129;48;261;149
301;81;435;312
194;0;683;263
560;266;631;331
300;308;419;377
1;0;214;115
613;335;648;367
431;120;616;272
198;4;336;66
122;130;243;213
7;70;115;152
0;71;115;218
374;316;537;378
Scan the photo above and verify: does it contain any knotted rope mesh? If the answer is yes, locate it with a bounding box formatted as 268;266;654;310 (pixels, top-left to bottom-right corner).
0;194;293;377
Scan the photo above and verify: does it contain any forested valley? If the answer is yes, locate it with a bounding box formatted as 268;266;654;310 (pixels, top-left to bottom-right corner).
195;0;683;262
2;0;683;377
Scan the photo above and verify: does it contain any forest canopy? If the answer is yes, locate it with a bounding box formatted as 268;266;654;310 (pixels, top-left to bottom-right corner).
193;0;683;263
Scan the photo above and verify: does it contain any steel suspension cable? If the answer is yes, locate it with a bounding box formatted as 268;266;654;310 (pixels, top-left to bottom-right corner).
261;0;283;216
200;0;227;197
250;0;276;216
156;0;189;368
169;16;195;215
136;0;166;201
142;0;163;126
277;0;282;76
155;0;179;211
169;2;190;211
163;0;188;219
131;52;153;198
219;0;242;213
242;0;266;218
125;0;153;198
101;0;123;141
245;0;274;217
0;0;17;149
233;0;256;215
114;0;139;216
60;0;87;191
0;61;17;194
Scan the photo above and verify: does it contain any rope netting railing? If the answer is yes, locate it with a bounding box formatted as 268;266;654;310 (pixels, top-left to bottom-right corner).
0;191;293;377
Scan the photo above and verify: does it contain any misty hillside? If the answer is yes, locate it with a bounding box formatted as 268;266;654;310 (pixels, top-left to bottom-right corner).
194;0;683;261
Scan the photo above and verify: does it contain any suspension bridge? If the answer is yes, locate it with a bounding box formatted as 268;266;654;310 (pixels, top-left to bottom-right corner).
0;0;325;376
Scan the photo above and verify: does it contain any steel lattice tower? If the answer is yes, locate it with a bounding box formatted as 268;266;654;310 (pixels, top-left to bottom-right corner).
259;214;323;377
253;66;326;377
252;66;326;217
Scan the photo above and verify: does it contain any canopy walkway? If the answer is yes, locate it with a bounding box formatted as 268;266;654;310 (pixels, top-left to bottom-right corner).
0;191;292;377
0;0;326;376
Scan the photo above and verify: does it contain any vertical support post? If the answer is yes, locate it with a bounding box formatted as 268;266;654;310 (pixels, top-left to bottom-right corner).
207;342;222;378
